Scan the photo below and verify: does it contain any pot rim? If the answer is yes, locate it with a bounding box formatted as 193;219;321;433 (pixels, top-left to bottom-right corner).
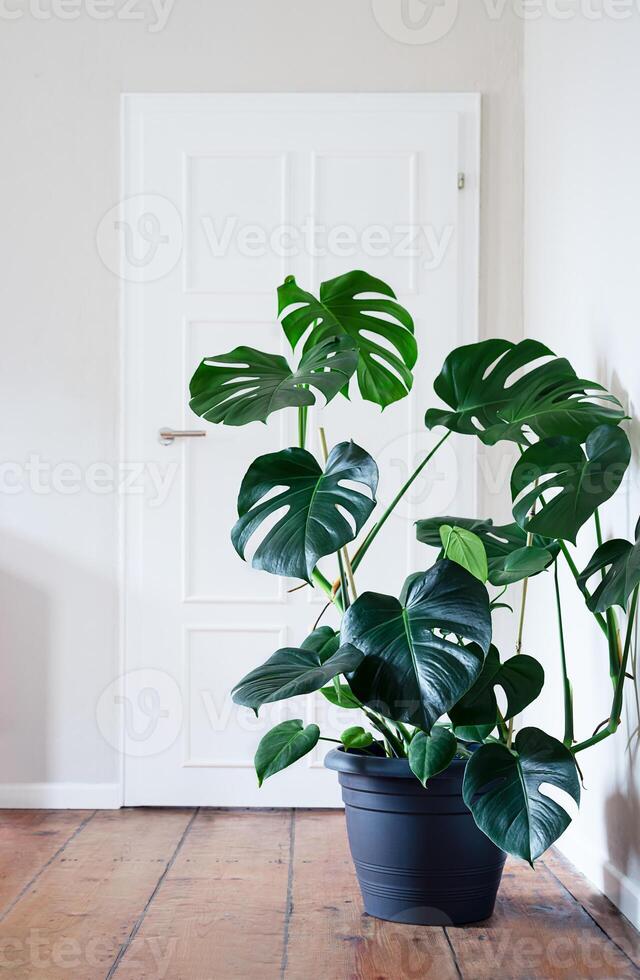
324;746;467;779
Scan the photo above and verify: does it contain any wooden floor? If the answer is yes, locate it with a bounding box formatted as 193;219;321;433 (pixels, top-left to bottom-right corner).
0;810;638;979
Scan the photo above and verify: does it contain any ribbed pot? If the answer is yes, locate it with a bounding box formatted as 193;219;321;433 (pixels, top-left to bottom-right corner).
325;748;506;926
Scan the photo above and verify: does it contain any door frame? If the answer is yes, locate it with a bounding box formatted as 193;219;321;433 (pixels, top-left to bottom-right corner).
118;92;482;806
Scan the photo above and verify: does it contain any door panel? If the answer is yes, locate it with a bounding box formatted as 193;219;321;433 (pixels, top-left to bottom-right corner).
122;94;480;805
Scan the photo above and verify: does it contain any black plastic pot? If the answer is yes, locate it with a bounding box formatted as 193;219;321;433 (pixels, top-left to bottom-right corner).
325;748;506;925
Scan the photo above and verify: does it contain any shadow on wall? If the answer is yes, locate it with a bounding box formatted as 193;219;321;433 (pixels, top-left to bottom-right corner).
604;618;640;925
0;557;49;783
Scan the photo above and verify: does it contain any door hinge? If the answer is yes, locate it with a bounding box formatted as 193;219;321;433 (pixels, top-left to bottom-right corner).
457;172;465;191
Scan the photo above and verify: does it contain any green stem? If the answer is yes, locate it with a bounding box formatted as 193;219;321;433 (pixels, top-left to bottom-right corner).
351;430;452;574
298;405;307;449
554;560;574;746
362;709;405;758
595;511;623;687
573;586;638;754
311;568;344;614
558;540;608;636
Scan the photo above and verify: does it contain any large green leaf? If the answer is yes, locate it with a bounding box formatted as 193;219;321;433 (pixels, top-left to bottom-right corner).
254;720;320;786
343;560;492;731
417;516;557;586
425;339;625;446
408;728;457;787
449;646;544;727
511;425;630;544
189;336;357;426
232;629;363;711
278;270;416;408
232;441;378;583
463;727;580;864
577;518;640;613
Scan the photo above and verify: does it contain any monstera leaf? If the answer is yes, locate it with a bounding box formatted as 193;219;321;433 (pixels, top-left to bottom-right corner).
189;336;357;426
463;727;580;864
417;516;557;586
449;645;544;727
578;519;640;613
342;560;492;731
439;525;488;582
511;425;630;544
255;720;320;786
277;270;416;408
408;728;457;787
232;630;363;711
425;338;625;445
232;441;378;583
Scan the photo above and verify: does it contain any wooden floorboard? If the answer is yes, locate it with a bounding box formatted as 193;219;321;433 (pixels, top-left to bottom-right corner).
0;808;637;979
0;809;92;918
0;808;192;979
113;809;291;980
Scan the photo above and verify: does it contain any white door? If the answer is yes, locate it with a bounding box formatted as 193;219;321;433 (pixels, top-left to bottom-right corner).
121;94;480;806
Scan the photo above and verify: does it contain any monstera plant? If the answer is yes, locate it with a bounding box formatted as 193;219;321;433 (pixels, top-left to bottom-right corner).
189;269;635;870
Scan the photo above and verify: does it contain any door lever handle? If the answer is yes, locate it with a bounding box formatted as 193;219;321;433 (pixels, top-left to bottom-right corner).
159;427;207;445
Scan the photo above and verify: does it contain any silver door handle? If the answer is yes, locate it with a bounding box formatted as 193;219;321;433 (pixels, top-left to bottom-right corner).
159;427;207;445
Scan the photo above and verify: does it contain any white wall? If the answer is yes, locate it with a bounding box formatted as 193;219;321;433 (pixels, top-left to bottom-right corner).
525;15;640;927
0;2;523;804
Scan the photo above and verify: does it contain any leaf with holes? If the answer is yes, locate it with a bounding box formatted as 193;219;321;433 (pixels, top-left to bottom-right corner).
255;720;320;786
232;440;378;583
189;336;358;426
408;727;457;787
449;645;544;727
278;270;416;408
342;560;492;731
232;629;364;711
577;518;640;613
511;425;630;544
439;524;488;582
417;516;558;586
425;338;625;445
463;727;580;863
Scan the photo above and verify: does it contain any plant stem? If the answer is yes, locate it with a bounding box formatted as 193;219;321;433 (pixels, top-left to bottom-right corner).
318;425;357;604
595;510;623;686
362;709;405;757
298;405;307;449
558;540;608;636
311;568;344;614
351;430;452;574
507;489;535;748
554;560;574;746
573;585;639;754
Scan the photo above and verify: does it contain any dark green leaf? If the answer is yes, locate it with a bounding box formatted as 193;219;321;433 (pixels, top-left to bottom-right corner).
511;425;630;544
278;271;416;408
463;727;580;863
255;720;320;786
343;560;492;731
341;726;374;749
454;724;496;742
449;646;544;727
232;441;378;582
320;684;362;709
189;336;358;426
232;636;363;711
439;524;488;582
425;338;625;445
408;728;457;786
578;519;640;613
417;515;557;586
